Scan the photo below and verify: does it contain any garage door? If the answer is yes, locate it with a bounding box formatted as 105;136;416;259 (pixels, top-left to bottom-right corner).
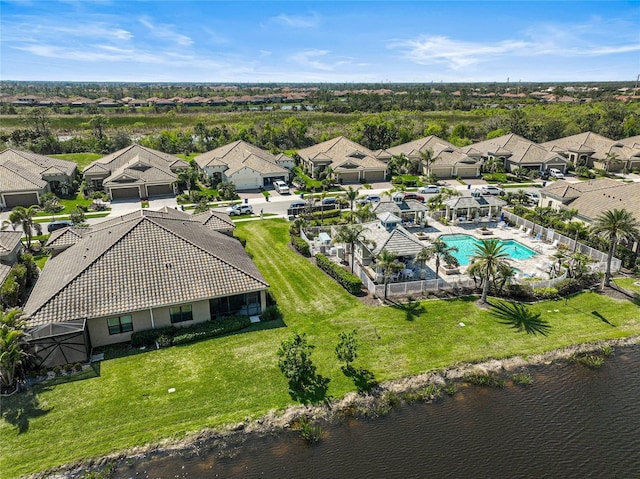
147;184;174;197
4;192;39;208
363;170;385;182
431;167;453;178
456;167;479;178
338;172;359;183
111;187;140;200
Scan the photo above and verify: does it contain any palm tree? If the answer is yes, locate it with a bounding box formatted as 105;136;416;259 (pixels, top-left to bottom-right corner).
9;205;42;249
415;246;434;280
602;152;621;174
591;208;640;286
353;203;375;224
560;208;579;222
0;307;30;388
390;154;410;175
488;300;551;336
332;224;376;273
418;148;437;176
375;249;403;301
430;237;459;289
471;238;511;303
344;186;359;215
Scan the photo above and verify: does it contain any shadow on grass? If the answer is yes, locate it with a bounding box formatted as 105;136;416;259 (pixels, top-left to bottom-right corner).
389;299;426;321
591;311;615;327
1;386;52;434
288;374;331;405
40;363;101;387
342;365;378;393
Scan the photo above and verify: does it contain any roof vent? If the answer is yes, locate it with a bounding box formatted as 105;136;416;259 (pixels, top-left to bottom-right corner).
166;262;172;269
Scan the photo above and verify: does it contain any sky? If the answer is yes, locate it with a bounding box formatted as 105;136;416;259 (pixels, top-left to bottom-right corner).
1;1;639;83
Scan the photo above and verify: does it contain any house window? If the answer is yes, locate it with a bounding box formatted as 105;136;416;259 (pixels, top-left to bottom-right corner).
170;305;193;323
107;315;133;335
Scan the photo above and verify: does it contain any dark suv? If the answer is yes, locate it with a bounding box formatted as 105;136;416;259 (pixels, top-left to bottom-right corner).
47;220;74;233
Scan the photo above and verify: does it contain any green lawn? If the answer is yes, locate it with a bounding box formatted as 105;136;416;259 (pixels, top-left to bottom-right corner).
35;195;95;216
2;219;640;477
50;153;102;170
613;277;640;295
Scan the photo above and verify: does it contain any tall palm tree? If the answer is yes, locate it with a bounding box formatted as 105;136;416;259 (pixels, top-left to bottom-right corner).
344;186;359;216
9;205;42;249
591;208;640;286
0;307;30;388
418;148;437;176
602;152;621;174
332;224;376;273
471;238;511;303
375;249;403;301
430;237;459;289
415;246;434;280
353;203;376;224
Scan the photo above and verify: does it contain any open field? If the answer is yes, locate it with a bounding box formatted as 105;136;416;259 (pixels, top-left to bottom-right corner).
2;219;640;477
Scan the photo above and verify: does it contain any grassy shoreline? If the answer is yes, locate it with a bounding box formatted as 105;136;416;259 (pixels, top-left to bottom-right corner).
3;219;640;478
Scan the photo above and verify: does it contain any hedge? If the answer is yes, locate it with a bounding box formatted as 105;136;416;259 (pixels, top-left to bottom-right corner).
315;253;362;295
301;208;341;220
130;315;251;348
292;236;310;256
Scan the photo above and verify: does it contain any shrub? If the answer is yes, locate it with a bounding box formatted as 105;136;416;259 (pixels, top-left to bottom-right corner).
171;316;251;346
534;287;559;300
130;326;176;348
297;417;323;444
53;366;62;376
261;305;282;322
464;372;505;388
74;363;83;372
156;334;173;348
64;363;74;373
301;208;341;221
575;166;594;178
512;372;534;385
506;283;534;300
292;236;311;257
315;253;362;295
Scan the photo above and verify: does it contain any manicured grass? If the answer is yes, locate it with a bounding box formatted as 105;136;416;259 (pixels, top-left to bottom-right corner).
35;195;96;216
50;153;102;170
613;277;640;295
33;212;110;223
2;219;640;477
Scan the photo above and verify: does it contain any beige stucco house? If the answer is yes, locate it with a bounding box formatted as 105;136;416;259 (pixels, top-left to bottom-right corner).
380;136;482;178
296;136;387;184
194;140;291;191
83;145;188;200
0;149;77;208
24;208;269;367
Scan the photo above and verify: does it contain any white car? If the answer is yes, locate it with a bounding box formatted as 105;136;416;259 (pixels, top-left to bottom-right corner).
549;168;565;179
525;192;540;205
417;185;440;194
225;204;254;216
273;180;290;194
481;185;505;196
358;194;381;205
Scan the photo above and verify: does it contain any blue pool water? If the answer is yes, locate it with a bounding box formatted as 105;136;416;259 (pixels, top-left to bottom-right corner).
441;234;538;266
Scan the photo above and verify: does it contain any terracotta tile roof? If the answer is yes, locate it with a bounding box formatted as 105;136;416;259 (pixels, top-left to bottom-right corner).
24;209;268;326
194;141;289;176
384;136;480;168
0;263;12;286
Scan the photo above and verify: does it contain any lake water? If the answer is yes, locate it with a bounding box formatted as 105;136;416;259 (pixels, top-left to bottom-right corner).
116;345;640;479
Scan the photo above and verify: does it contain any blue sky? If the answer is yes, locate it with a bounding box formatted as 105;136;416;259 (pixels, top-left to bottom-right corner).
1;1;639;83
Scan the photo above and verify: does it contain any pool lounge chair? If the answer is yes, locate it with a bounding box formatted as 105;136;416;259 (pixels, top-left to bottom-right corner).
530;232;542;242
547;239;559;250
520;227;530;236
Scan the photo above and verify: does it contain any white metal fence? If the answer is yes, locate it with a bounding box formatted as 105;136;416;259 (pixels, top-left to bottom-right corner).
502;211;620;272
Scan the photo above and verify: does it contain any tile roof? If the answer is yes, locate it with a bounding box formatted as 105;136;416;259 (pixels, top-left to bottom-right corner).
0;263;12;286
194;141;289;176
191;210;236;231
0;231;22;255
540;178;621;201
24;208;268;326
542;131;640;162
566;182;640;222
83;145;188;177
463;134;565;166
0;161;49;192
0;148;77;178
359;222;425;256
384;136;480;168
297;137;387;171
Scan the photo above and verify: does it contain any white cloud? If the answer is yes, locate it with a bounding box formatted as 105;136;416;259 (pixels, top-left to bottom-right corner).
139;17;193;47
291;49;352;71
273;13;319;28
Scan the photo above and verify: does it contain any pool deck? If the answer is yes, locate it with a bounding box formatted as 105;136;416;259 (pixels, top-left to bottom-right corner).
408;219;557;280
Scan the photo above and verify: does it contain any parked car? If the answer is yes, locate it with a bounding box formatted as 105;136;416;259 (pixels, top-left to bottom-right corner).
358;194;381;205
225;204;254;216
273;180;290;194
525;192;540;205
47;220;74;233
480;185;505;196
289;200;309;209
549;168;565;179
392;192;425;203
417;185;441;194
321;196;337;206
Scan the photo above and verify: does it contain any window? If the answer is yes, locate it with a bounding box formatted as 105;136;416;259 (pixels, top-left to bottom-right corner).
170;305;193;324
107;315;133;335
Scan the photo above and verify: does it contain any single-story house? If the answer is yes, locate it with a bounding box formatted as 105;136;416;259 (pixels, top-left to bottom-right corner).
381;136;482;178
0;231;23;288
24;207;269;367
538;178;621;211
463;134;568;174
83;145;188;200
296;136;387;184
0;149;77;208
542;131;640;172
194;140;291;190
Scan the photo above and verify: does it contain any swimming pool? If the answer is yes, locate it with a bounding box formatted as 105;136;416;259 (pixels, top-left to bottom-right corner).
440;234;538;266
